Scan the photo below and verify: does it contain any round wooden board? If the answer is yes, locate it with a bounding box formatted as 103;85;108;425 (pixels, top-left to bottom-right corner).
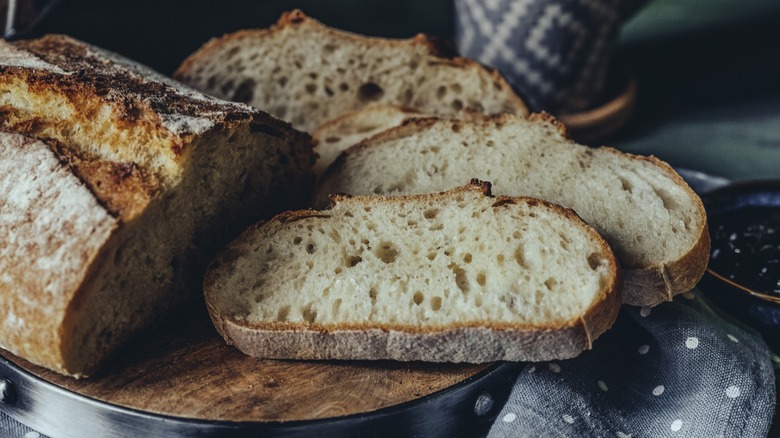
3;305;493;424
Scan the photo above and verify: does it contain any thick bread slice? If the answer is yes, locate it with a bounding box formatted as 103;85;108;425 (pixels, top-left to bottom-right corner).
312;104;423;177
0;35;314;377
314;114;709;307
205;181;621;363
174;10;527;132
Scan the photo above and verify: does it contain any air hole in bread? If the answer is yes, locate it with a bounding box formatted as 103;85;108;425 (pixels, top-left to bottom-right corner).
449;263;469;294
305;83;317;95
423;208;439;219
514;245;528;268
305;243;317;254
407;219;418;227
293;236;302;245
278;77;288;87
369;287;378;303
427;251;436;261
376;242;400;263
430;296;442;311
619;177;633;193
308;72;318;80
463;253;472;263
474;296;483;307
221;80;234;95
332;298;342;315
544;277;556;290
276;305;290;322
347;255;363;267
451;99;463;111
403;88;413;105
325;86;334;97
339;82;349;92
358;82;384;102
477;272;487;286
587;252;604;270
324;43;337;54
496;254;505;264
486;140;495;147
436;85;447;99
302;303;317;323
413;291;424;305
429;223;443;231
452;83;463;93
654;187;679;211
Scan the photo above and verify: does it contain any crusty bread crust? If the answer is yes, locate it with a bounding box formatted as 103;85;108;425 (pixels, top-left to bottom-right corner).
205;181;621;362
315;113;709;307
0;133;118;375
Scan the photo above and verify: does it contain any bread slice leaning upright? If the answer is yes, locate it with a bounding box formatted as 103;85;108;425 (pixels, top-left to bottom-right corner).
205;181;621;363
312;104;423;177
314;114;709;307
0;35;313;377
174;10;527;132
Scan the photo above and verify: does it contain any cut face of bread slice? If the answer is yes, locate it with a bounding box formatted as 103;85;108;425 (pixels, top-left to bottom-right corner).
174;10;527;132
312;104;423;177
205;181;621;363
0;35;314;377
314;114;709;307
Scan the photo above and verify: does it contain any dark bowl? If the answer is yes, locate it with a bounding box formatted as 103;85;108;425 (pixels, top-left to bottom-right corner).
699;179;780;349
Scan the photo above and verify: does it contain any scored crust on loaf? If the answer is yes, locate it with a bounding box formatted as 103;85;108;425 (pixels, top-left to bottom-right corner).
174;9;528;132
205;181;621;363
0;35;314;376
314;114;709;307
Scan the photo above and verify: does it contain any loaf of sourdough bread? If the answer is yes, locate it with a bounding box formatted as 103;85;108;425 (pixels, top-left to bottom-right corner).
204;181;621;362
0;35;314;377
174;10;527;132
314;114;709;307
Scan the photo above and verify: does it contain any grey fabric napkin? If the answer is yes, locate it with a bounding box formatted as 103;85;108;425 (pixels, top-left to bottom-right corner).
488;290;776;438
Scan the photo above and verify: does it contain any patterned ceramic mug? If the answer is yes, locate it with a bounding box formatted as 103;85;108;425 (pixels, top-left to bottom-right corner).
454;0;645;114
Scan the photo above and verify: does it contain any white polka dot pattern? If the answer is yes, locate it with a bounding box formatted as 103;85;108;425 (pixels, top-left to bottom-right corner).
726;386;741;398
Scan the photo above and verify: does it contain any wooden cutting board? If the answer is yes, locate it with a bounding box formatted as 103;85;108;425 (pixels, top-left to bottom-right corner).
4;304;492;423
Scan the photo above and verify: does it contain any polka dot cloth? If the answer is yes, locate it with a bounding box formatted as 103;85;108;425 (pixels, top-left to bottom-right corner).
488;289;775;438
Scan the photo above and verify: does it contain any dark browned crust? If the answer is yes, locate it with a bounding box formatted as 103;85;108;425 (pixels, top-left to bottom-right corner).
6;35;260;143
48;139;159;221
174;10;528;116
205;181;622;362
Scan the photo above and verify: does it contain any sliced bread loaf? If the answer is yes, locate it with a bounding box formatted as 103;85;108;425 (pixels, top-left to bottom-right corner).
204;181;621;363
174;10;527;132
0;35;314;376
314;114;709;307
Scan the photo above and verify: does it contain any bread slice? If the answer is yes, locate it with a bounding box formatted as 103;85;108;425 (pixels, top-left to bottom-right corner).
173;10;528;132
204;181;621;363
314;114;709;307
312;104;423;177
0;35;314;377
